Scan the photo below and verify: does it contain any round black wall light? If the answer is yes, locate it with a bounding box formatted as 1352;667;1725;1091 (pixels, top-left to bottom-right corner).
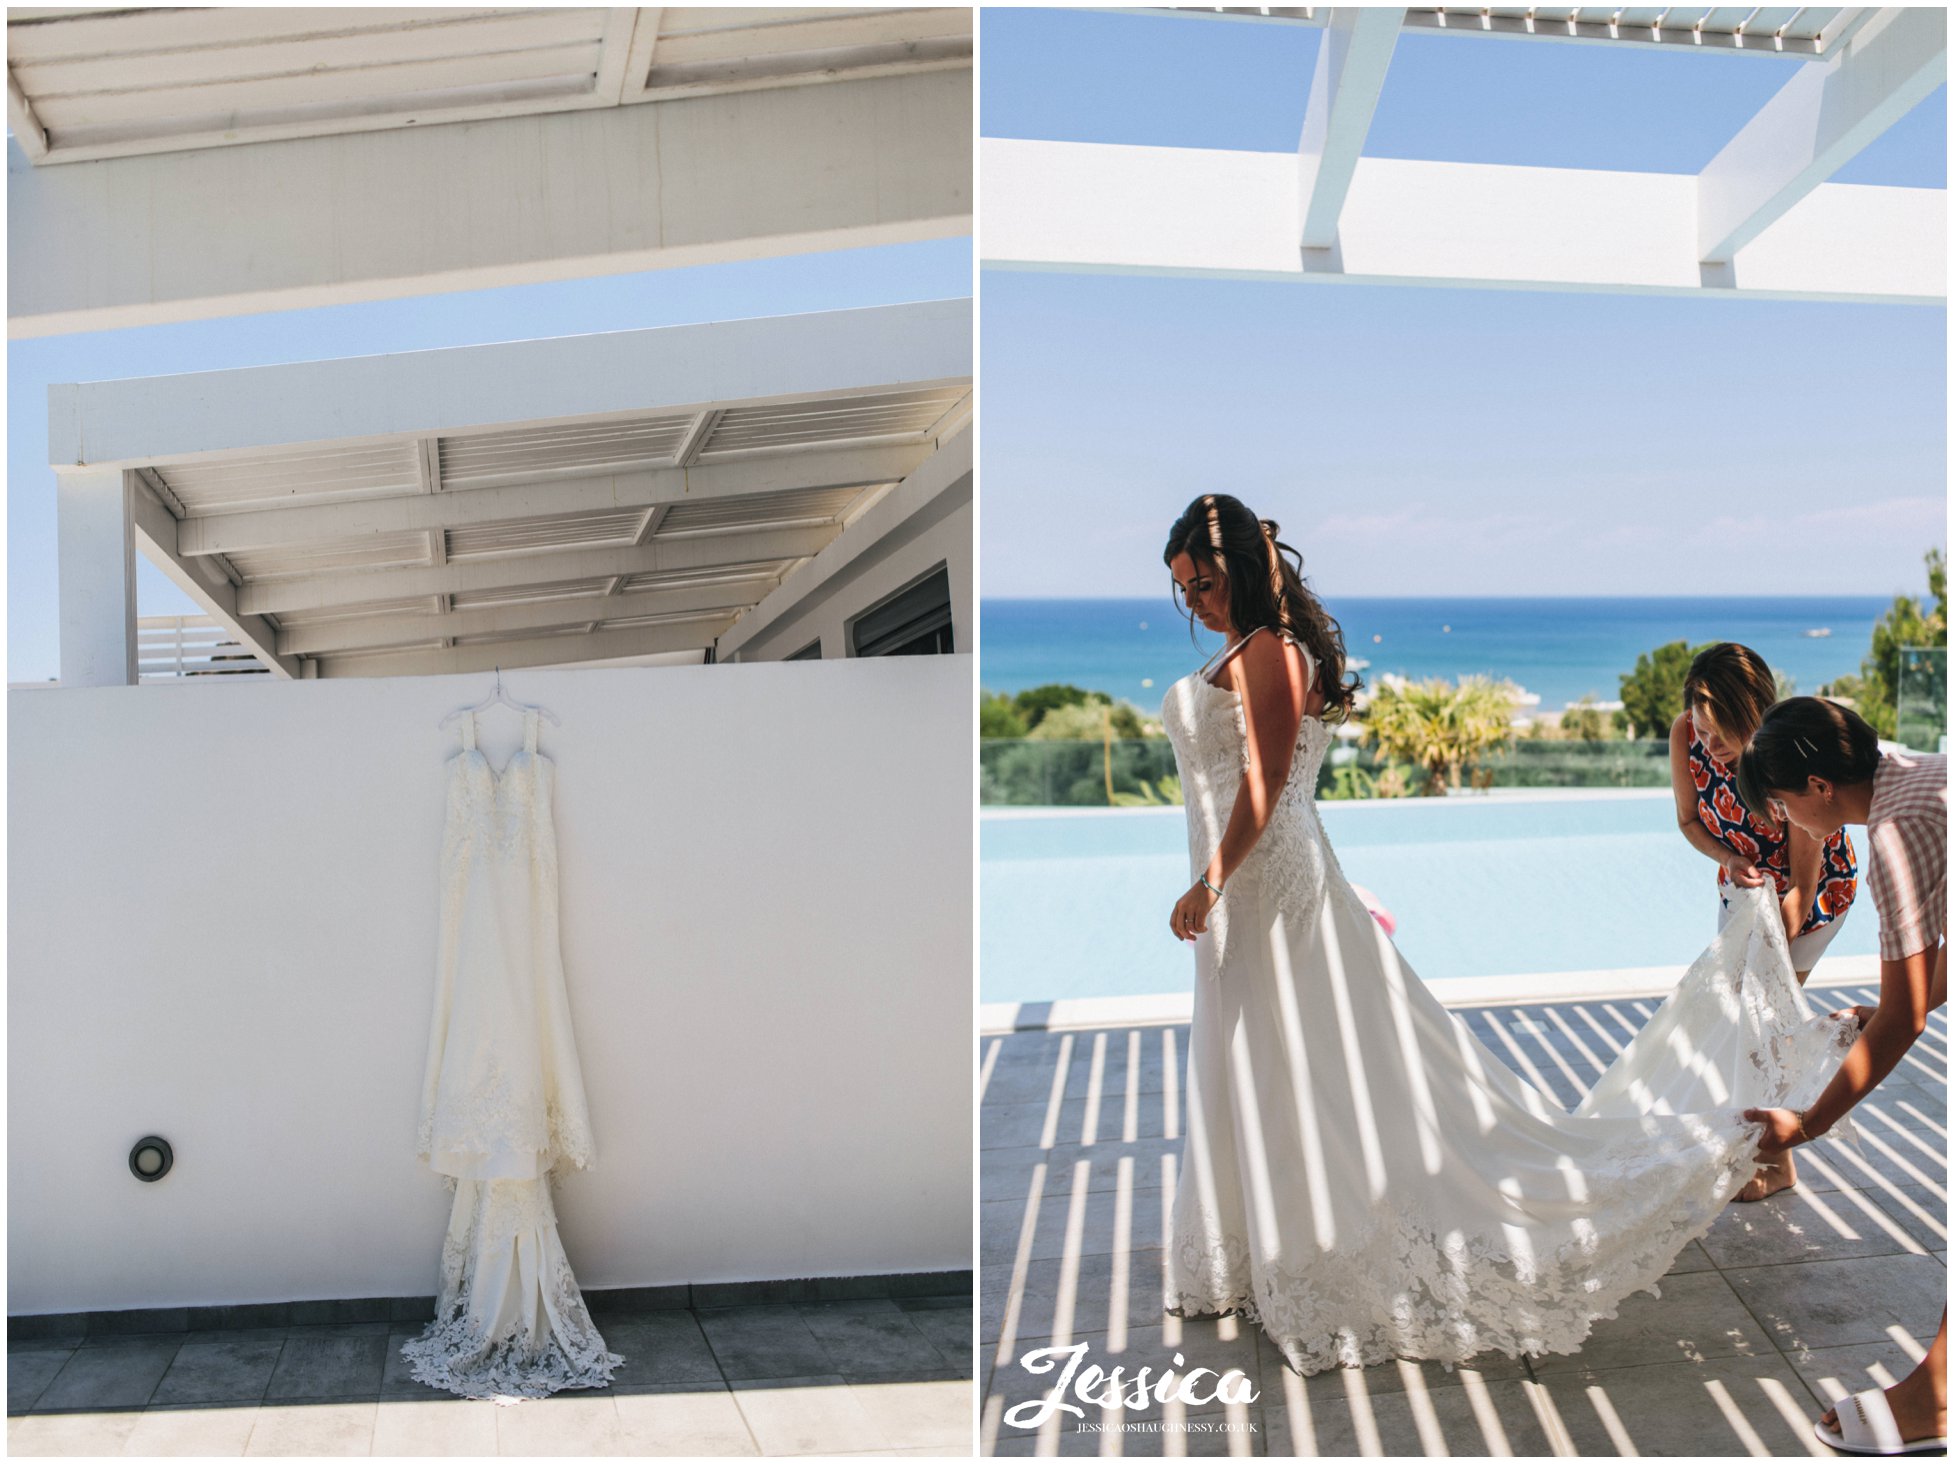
129;1137;173;1183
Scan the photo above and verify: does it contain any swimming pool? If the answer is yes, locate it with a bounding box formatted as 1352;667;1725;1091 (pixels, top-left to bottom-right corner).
980;792;1879;1005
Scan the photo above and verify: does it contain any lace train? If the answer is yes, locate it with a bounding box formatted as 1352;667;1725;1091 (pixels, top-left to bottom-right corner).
400;1177;622;1403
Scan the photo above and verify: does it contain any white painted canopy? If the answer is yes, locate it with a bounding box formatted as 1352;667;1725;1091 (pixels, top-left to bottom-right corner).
986;6;1946;302
49;300;972;681
7;7;973;164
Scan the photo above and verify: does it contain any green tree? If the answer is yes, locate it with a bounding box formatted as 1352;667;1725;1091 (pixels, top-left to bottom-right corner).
980;691;1030;739
1560;696;1618;742
1364;675;1520;795
1011;683;1091;731
1825;549;1948;739
1025;696;1146;741
1619;640;1710;740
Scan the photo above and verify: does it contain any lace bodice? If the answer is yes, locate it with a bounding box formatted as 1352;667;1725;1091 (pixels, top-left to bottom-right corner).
1161;636;1347;967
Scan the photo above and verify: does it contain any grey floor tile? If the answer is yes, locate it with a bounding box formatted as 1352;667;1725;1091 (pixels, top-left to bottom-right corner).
369;1395;502;1455
1667;1240;1715;1275
900;1305;974;1372
697;1305;837;1382
7;1350;70;1414
981;1137;1183;1207
1785;1337;1933;1425
1701;1183;1930;1267
1725;1252;1947;1352
8;1335;84;1355
614;1382;760;1455
151;1337;284;1405
729;1373;892;1456
123;1402;261;1455
244;1399;378;1455
1262;1375;1556;1457
1864;1181;1951;1252
599;1311;726;1390
795;1300;951;1377
984;1246;1169;1344
1525;1271;1773;1375
983;1186;1170;1271
1537;1352;1826;1457
33;1340;178;1411
263;1334;386;1401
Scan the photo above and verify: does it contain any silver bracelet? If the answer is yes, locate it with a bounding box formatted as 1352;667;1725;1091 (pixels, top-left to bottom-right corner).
1201;875;1225;900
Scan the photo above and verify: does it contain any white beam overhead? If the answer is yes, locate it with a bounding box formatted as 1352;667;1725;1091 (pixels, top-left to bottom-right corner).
1697;6;1948;263
278;582;765;658
235;527;835;619
982;139;1944;304
316;616;739;679
10;68;971;337
173;445;928;559
1298;8;1404;251
48;301;973;469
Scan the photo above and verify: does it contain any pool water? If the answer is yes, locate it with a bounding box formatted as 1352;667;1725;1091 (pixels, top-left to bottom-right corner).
980;794;1877;1005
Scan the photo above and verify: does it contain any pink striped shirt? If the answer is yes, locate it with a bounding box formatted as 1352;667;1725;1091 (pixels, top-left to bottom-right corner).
1865;750;1948;961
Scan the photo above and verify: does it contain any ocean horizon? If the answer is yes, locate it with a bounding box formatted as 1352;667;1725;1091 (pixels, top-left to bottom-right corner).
981;595;1894;716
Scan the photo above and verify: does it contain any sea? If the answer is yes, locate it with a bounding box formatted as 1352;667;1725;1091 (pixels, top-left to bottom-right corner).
981;596;1893;715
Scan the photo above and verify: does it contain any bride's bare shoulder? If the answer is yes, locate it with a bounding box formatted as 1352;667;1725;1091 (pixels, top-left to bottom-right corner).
1224;627;1312;696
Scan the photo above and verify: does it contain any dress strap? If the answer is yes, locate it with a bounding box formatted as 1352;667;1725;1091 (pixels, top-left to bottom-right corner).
523;708;539;754
460;711;477;752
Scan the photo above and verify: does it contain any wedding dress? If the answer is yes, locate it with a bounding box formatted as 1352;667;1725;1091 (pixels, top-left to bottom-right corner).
403;708;621;1401
1161;631;1856;1375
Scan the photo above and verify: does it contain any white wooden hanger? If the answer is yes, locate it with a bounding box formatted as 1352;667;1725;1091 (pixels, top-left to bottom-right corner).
438;667;562;729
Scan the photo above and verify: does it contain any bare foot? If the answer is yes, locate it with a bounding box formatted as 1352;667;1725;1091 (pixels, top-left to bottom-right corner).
1734;1162;1796;1203
1820;1381;1949;1449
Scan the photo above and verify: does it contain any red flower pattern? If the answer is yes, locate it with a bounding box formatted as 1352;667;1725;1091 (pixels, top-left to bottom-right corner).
1689;729;1855;935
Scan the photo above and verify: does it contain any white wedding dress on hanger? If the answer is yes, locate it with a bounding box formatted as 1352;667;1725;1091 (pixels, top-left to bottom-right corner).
1162;629;1856;1375
404;708;621;1401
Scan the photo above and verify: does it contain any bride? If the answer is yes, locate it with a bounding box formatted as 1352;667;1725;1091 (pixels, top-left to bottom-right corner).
1158;493;1855;1375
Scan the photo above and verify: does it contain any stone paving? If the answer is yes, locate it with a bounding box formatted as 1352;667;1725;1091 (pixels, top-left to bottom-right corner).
9;1293;974;1456
978;984;1947;1457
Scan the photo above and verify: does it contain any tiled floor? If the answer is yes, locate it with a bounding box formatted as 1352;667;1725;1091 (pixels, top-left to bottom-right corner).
978;985;1948;1457
9;1295;974;1456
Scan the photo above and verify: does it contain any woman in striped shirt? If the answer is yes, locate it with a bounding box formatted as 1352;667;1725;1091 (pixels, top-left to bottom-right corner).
1737;697;1946;1456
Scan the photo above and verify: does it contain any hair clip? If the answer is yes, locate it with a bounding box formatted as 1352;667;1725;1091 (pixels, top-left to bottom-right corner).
1793;735;1819;757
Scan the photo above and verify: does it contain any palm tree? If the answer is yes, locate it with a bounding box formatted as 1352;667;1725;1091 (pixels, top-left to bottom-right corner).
1364;675;1521;795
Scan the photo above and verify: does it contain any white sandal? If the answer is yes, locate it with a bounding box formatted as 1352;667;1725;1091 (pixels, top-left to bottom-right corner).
1815;1388;1949;1455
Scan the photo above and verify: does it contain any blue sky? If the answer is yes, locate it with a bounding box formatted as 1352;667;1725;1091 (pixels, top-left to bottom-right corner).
7;238;972;682
980;8;1947;600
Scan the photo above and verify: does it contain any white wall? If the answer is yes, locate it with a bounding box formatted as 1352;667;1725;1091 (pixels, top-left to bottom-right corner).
8;656;972;1314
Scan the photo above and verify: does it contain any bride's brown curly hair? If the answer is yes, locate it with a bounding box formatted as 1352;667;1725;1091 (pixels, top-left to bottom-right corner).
1162;493;1362;719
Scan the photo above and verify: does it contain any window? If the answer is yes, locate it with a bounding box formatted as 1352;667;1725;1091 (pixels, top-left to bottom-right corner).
851;566;954;658
787;639;822;661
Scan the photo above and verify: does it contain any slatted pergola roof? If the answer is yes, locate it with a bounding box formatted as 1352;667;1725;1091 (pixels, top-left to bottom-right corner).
1150;8;1877;58
986;6;1945;302
49;300;972;681
6;6;974;164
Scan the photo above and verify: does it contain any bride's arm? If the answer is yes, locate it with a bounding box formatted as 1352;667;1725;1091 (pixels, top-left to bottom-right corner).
1170;632;1312;941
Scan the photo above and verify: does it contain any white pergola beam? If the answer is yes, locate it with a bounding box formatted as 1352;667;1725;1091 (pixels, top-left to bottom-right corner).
717;425;973;661
124;477;299;681
173;445;927;558
1297;8;1404;250
316;617;734;679
278;582;767;658
55;467;137;686
1698;7;1947;264
236;525;833;618
46;300;973;470
10;69;971;337
982;139;1944;304
7;69;49;160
